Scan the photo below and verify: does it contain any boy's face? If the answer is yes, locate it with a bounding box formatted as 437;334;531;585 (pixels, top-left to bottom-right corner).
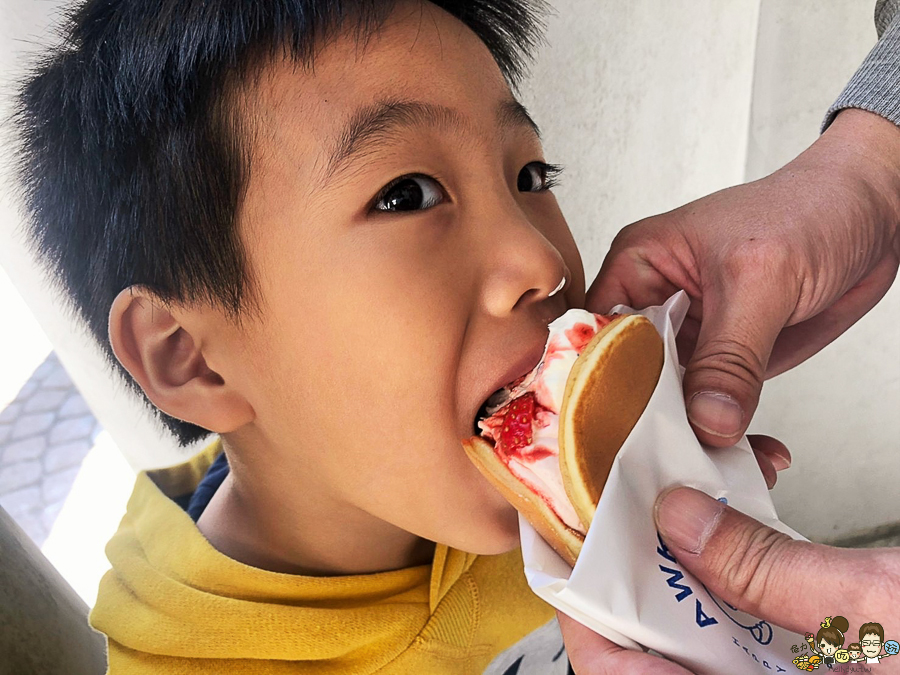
210;0;585;557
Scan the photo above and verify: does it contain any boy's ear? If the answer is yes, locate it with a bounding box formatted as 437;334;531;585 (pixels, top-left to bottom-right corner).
108;287;255;433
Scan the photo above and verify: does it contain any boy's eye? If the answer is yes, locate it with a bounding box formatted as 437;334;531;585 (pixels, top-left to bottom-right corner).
517;161;563;193
373;174;444;212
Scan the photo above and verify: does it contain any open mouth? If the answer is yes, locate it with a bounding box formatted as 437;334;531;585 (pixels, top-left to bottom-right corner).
472;367;540;437
473;403;489;436
473;388;504;436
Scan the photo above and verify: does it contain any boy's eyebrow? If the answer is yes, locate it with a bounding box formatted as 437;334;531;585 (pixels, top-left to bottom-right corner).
318;97;541;185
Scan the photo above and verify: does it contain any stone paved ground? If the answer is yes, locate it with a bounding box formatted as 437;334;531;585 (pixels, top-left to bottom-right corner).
0;352;102;546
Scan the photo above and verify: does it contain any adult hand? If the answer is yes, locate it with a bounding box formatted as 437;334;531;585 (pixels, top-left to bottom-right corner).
585;109;900;447
559;486;900;674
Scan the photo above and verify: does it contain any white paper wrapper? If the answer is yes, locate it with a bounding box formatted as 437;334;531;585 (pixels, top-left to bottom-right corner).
520;291;806;674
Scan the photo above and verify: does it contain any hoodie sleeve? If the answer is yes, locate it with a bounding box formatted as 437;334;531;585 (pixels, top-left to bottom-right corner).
822;0;900;130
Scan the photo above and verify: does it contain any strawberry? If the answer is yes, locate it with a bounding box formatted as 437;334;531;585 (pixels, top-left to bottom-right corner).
496;392;536;459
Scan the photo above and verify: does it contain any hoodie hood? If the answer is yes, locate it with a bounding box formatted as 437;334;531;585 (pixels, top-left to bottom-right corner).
89;440;551;673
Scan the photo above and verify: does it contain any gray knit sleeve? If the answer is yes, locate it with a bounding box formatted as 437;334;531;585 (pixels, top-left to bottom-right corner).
822;0;900;131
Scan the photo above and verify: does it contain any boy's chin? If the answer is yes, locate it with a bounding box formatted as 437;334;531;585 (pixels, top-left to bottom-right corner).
470;531;520;556
456;508;522;556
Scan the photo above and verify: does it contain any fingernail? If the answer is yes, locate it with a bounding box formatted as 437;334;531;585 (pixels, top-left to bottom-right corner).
688;391;744;437
761;446;791;471
655;487;725;554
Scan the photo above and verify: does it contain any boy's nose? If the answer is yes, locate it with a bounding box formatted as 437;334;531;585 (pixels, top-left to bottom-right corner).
474;196;568;320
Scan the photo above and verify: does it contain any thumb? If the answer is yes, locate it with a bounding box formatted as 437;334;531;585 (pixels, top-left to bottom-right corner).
683;285;792;446
654;487;889;635
557;610;692;674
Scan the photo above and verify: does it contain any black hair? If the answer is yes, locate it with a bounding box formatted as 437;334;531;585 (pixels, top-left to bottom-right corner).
13;0;548;445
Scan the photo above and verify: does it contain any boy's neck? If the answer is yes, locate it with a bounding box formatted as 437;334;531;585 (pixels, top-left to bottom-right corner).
196;460;437;577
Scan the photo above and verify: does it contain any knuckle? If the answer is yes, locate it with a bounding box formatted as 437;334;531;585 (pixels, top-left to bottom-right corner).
610;214;671;250
690;338;766;390
708;524;795;617
716;238;804;318
608;221;643;252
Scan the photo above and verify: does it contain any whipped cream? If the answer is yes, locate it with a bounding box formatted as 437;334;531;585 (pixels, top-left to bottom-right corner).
477;309;614;534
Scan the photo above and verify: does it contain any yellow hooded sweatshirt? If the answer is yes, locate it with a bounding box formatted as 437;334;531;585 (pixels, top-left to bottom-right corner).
89;440;555;673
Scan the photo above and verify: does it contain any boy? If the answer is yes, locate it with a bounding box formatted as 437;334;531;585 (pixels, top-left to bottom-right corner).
15;0;583;671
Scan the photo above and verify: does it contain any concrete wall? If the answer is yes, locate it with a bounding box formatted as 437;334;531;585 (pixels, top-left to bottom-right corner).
519;1;761;274
0;505;106;672
742;0;900;542
1;0;897;540
519;0;898;543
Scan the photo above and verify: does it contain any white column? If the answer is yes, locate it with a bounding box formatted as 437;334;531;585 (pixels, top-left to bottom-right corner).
0;0;192;471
